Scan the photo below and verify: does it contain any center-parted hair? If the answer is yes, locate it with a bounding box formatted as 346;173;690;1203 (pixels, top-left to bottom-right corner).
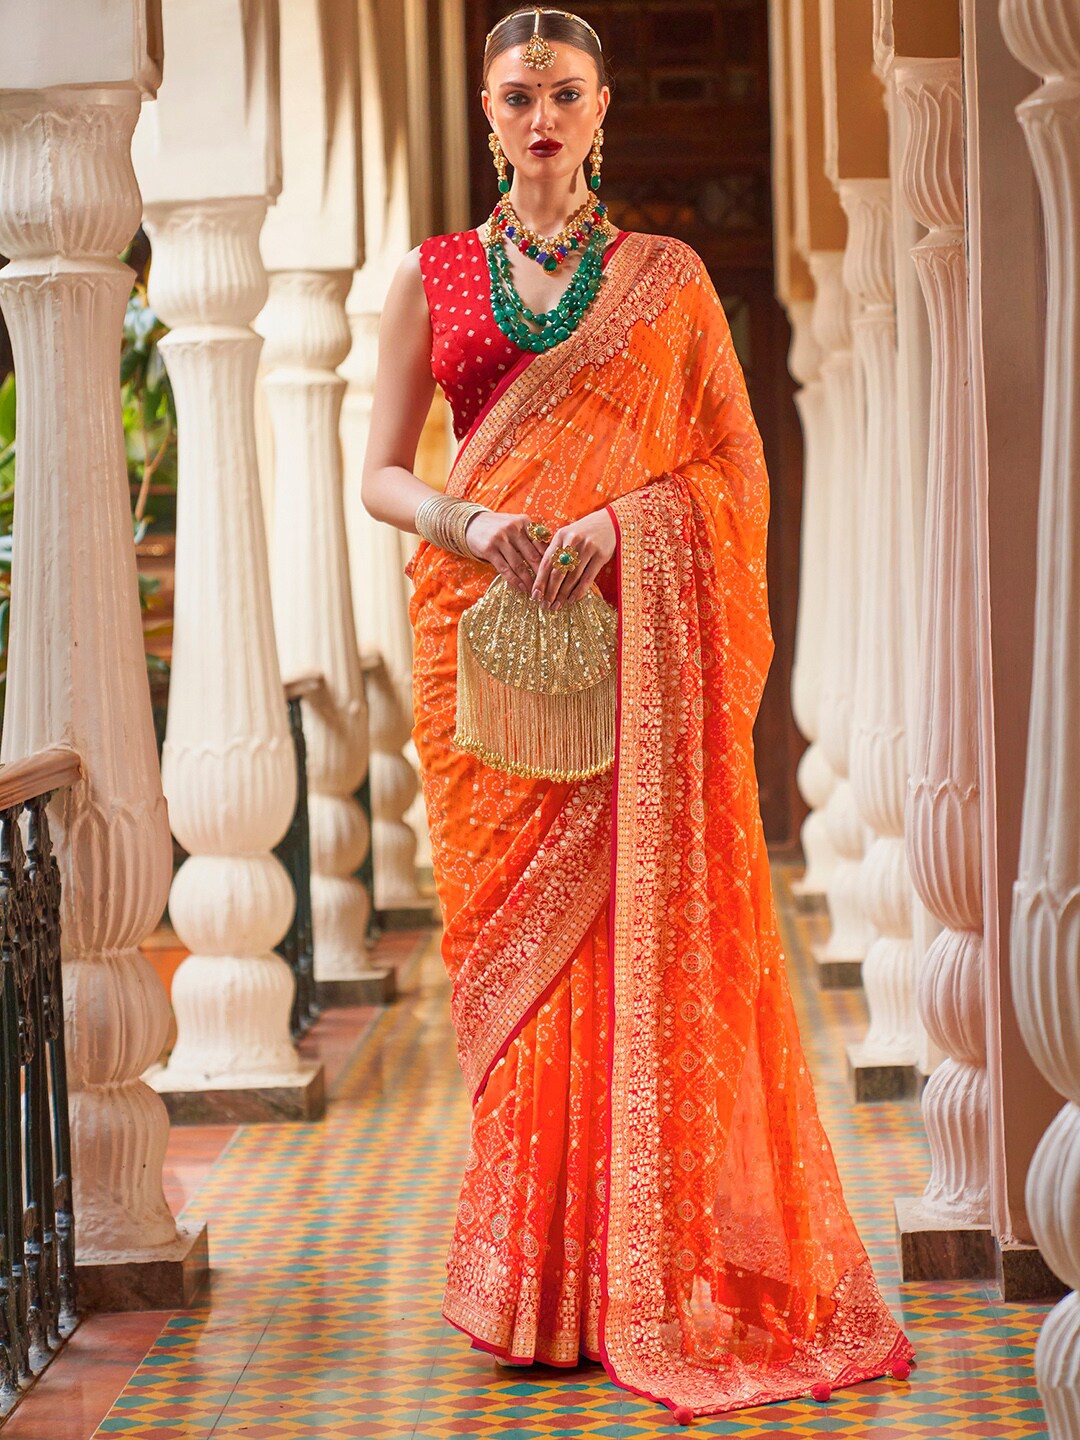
482;7;609;91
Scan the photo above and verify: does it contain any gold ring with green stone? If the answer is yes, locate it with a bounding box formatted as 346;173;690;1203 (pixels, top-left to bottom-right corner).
555;546;580;571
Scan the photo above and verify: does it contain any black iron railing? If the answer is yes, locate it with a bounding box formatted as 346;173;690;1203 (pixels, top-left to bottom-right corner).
0;748;81;1416
275;679;320;1039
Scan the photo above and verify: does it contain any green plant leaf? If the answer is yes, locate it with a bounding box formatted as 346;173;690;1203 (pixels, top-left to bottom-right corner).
0;375;15;448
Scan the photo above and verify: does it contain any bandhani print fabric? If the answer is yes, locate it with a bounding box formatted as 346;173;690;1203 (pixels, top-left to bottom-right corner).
404;229;915;1421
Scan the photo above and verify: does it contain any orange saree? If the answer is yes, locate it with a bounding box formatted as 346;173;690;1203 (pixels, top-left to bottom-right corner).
405;231;914;1420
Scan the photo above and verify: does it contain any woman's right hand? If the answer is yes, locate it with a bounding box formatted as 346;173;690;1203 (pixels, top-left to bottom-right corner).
463;510;547;595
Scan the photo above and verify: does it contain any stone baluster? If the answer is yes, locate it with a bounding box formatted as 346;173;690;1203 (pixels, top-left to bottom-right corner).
787;291;838;907
133;1;324;1122
894;58;991;1276
260;272;389;996
0;35;205;1299
839;178;919;1099
999;3;1080;1430
140;202;321;1115
809;249;875;987
362;653;432;917
258;0;393;1002
341;0;435;880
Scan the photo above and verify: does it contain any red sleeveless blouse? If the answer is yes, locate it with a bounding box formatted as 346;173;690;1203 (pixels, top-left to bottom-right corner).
419;228;627;443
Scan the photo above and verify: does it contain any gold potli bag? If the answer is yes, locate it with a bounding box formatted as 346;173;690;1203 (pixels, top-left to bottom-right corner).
453;574;618;781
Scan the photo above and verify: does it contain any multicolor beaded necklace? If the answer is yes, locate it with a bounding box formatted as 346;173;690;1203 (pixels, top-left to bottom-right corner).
485;203;613;354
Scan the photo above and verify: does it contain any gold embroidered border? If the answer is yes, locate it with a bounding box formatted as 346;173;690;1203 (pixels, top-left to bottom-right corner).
445;233;701;500
451;773;612;1100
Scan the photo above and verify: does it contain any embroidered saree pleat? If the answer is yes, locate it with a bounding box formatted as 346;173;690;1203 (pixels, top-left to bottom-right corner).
405;232;914;1418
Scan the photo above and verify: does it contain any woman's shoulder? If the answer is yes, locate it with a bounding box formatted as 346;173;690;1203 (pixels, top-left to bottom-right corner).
629;231;704;270
417;228;483;259
614;229;705;278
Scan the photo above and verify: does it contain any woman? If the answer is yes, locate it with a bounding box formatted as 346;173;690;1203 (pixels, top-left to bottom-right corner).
361;6;914;1424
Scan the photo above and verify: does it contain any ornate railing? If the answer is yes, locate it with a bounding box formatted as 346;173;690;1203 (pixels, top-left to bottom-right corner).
0;747;81;1417
276;677;321;1039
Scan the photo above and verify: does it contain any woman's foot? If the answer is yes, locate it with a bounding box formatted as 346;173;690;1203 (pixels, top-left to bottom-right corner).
494;1354;533;1368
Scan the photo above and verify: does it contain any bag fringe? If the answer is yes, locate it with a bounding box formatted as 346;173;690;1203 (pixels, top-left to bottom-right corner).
454;630;615;781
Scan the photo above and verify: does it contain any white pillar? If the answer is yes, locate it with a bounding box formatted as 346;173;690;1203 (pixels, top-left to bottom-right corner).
257;0;388;995
133;1;322;1117
999;3;1080;1430
0;5;205;1299
363;652;428;914
895;57;991;1273
839;178;919;1098
810;248;875;987
787;289;838;906
343;0;438;883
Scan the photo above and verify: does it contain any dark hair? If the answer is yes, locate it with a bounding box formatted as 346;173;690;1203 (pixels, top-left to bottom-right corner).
482;7;609;91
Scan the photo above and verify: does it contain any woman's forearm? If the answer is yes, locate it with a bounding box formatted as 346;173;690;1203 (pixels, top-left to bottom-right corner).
361;465;448;534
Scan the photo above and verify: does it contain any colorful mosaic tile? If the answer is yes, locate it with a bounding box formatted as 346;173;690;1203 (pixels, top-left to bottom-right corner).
85;872;1052;1440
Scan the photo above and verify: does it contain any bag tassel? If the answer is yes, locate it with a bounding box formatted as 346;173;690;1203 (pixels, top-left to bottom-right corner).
452;574;618;782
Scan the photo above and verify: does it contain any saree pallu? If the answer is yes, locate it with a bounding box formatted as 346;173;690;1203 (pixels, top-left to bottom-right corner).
406;232;914;1419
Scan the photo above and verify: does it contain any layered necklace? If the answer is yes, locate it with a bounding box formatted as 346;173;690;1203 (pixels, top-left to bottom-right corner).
485;197;614;354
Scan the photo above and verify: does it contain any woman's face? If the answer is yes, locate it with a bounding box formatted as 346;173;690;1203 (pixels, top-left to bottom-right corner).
482;41;608;184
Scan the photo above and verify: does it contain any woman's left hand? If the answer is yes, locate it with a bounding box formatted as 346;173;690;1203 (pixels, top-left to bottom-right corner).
531;507;616;610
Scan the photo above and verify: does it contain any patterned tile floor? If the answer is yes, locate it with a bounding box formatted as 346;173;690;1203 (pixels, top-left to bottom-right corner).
7;870;1054;1439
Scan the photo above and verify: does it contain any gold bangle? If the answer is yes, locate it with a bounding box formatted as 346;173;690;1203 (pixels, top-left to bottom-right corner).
414;493;488;559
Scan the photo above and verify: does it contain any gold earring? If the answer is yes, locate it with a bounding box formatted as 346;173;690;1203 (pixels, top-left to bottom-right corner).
489;131;510;194
588;126;604;192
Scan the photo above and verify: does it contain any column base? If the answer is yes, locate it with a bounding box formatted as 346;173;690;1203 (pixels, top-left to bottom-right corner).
790;885;829;914
810;946;863;988
894;1194;995;1280
996;1239;1069;1303
376;902;440;930
77;1221;209;1312
846;1044;921;1102
157;1064;326;1124
316;968;396;1006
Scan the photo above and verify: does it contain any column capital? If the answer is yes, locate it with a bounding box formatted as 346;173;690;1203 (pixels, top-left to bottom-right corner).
808;249;852;356
894;59;964;237
999;0;1080;83
0;90;142;262
143;197;269;329
837;179;895;311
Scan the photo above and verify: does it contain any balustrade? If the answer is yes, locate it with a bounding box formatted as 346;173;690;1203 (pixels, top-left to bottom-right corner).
0;749;80;1415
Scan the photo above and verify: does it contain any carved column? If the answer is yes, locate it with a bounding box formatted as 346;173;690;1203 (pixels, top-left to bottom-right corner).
810;249;875;987
999;3;1080;1430
141;199;320;1112
894;58;991;1275
787;290;838;907
260;270;387;995
362;653;427;913
0;78;205;1298
839;179;918;1099
257;0;395;995
132;0;324;1119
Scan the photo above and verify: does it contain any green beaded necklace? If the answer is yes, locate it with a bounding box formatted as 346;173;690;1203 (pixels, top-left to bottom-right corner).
485;213;612;354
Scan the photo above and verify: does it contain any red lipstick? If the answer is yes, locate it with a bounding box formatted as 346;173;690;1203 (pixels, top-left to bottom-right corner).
529;139;563;155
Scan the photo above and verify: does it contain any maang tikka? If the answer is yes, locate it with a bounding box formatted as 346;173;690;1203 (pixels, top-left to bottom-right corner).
521;8;557;68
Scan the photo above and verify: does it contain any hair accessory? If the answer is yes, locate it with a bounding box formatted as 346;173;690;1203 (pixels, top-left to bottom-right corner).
485;8;603;56
454;572;617;781
522;9;557;68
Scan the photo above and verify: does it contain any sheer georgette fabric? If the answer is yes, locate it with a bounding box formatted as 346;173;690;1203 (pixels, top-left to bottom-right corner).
406;229;914;1420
